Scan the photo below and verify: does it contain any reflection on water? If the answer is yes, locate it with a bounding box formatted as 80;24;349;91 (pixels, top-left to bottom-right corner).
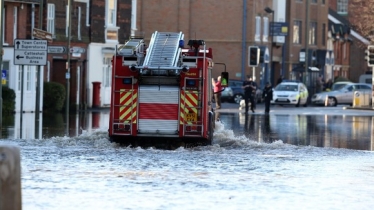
220;113;374;151
1;110;110;140
1;111;373;151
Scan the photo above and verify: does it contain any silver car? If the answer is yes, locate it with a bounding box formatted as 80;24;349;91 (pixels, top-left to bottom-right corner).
311;83;372;106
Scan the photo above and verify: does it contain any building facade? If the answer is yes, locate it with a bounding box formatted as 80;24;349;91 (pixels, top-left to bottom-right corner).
2;0;43;113
329;0;370;82
134;0;329;90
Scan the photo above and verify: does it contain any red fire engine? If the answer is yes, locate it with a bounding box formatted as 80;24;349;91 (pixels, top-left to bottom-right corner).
108;31;228;148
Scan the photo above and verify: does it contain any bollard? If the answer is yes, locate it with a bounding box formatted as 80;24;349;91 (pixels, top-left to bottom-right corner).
0;145;22;210
353;91;361;107
324;95;329;107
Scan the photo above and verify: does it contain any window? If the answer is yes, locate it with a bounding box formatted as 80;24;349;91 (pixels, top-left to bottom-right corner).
255;16;261;42
293;20;302;44
47;4;55;37
337;0;348;15
322;23;326;46
311;0;317;3
86;4;90;26
2;6;6;44
263;17;269;42
78;7;81;40
107;0;116;26
103;57;112;87
13;7;17;41
309;21;317;45
106;0;118;42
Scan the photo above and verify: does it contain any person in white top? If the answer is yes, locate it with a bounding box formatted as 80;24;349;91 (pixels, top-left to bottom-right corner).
136;40;145;65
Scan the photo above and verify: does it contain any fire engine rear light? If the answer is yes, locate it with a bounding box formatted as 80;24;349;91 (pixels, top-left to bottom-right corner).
124;124;131;131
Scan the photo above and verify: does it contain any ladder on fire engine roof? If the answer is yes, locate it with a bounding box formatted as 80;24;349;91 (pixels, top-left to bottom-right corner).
142;31;184;69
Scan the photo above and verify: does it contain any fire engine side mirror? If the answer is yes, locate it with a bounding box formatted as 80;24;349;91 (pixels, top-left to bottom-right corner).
221;72;229;87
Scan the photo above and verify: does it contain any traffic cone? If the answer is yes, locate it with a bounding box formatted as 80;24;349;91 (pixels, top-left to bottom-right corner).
324;95;328;107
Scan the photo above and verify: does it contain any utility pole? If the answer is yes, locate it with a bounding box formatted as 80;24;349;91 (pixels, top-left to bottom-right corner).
35;0;44;139
66;0;72;135
304;0;310;85
0;0;4;129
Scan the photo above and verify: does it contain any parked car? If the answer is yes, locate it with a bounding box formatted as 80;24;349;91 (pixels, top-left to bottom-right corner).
330;81;353;91
271;81;309;107
311;83;372;106
221;80;262;104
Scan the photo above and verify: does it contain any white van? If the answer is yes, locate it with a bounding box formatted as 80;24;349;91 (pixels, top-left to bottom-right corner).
359;74;372;84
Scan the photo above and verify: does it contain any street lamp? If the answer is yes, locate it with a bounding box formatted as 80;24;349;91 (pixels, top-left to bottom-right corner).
264;7;275;85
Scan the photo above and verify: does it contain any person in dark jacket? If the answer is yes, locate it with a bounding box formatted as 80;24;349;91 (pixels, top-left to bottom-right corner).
262;82;273;114
242;76;257;114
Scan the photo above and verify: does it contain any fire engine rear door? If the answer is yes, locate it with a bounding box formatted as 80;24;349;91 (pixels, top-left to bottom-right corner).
138;85;179;135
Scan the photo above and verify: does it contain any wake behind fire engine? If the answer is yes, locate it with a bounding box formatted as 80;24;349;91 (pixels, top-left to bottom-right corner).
108;31;228;148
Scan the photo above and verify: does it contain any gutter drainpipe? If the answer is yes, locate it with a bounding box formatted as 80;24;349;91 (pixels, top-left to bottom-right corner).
241;0;247;81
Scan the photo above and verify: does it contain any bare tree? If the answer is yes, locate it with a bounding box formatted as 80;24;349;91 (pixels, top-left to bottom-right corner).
349;0;374;45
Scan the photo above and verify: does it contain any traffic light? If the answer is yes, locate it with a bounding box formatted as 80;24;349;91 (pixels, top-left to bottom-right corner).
248;46;260;67
365;45;374;67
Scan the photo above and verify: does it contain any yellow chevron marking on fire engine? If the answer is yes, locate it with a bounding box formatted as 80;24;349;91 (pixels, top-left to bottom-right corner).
180;91;198;125
119;90;137;123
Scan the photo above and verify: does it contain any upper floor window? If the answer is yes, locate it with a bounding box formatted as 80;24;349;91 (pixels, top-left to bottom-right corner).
107;0;117;26
322;23;326;46
263;17;269;42
311;0;317;3
105;0;118;42
309;21;317;45
293;20;302;44
78;7;81;40
13;7;17;42
47;4;55;37
255;16;261;42
337;0;348;15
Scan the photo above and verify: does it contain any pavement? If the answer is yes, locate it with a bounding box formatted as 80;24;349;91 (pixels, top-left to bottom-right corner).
345;105;374;110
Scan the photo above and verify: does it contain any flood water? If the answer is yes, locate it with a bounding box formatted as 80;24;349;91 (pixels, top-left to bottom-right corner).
1;111;374;209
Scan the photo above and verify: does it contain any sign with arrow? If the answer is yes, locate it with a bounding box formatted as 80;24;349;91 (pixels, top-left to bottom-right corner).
13;39;48;65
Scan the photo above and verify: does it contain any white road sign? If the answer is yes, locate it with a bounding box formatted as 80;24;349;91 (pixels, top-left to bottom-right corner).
14;39;48;65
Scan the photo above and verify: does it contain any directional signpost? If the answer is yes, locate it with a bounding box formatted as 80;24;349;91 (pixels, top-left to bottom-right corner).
13;39;48;65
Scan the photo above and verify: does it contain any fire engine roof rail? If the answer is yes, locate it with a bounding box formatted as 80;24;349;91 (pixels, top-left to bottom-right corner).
142;31;184;69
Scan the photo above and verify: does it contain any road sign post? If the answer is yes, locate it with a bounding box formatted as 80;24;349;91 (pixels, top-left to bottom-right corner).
13;39;48;65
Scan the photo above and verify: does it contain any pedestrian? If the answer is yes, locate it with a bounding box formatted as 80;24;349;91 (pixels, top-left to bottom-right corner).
136;40;146;65
212;76;223;109
242;75;257;114
277;75;284;85
316;75;324;93
262;82;273;114
324;78;333;91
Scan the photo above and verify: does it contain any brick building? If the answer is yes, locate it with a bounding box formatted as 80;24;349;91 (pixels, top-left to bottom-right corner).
2;0;43;112
328;0;370;82
135;0;329;90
